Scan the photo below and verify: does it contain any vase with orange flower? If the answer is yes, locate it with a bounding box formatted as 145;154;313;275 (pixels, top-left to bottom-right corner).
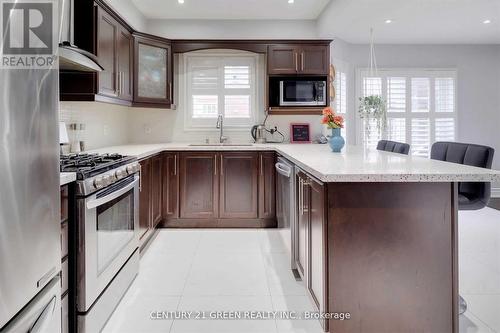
321;107;345;152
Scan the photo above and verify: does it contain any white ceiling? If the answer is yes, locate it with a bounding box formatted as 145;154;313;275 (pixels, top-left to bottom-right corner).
319;0;500;44
131;0;331;20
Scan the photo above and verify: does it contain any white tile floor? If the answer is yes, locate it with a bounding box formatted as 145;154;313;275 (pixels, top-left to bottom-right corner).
104;207;500;333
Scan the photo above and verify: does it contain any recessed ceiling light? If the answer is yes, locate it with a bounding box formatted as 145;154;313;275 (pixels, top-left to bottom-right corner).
483;19;491;24
178;0;184;3
288;0;294;3
385;19;392;24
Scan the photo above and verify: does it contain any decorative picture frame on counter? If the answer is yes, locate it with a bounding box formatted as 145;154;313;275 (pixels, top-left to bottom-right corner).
290;123;311;143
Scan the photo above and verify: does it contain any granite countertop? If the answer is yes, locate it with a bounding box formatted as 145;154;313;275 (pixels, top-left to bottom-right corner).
60;172;76;186
87;143;500;183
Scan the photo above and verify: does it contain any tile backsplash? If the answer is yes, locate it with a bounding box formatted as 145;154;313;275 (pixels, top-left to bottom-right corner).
59;102;130;150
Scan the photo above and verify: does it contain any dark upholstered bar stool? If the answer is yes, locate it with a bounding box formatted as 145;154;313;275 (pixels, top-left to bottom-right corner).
430;141;495;314
377;140;410;155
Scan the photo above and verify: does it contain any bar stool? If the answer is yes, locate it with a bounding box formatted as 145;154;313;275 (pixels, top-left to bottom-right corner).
377;140;410;155
430;141;495;314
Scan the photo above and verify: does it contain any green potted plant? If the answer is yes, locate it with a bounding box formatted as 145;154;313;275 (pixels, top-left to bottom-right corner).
358;95;387;141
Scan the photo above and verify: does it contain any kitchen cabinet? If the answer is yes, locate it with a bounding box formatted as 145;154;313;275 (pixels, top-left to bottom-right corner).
60;185;70;333
139;154;163;245
296;171;309;277
151;155;163;226
267;44;329;75
60;1;133;105
219;152;259;219
162;153;179;220
133;33;173;108
139;158;152;240
179;152;219;219
259;152;276;219
296;170;327;330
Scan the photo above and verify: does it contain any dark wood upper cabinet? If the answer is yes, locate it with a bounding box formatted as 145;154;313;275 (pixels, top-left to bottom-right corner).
179;152;219;219
268;44;329;75
267;45;299;74
139;158;152;240
259;152;276;219
300;45;329;75
60;1;133;105
133;34;173;108
162;152;179;220
118;28;134;101
151;155;163;226
219;152;259;219
97;7;118;98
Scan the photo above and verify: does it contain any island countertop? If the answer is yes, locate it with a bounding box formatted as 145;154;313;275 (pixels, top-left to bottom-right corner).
87;143;500;183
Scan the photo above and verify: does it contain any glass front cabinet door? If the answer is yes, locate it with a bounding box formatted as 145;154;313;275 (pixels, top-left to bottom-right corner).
133;34;173;107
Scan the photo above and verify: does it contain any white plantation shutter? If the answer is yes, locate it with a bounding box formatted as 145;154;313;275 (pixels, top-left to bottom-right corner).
358;69;457;156
411;118;431;157
435;118;455;141
387;77;406;113
411;78;430;112
388;118;406;142
186;53;257;128
435;78;454;113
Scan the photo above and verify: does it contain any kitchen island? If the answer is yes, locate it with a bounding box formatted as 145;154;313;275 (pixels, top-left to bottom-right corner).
88;143;500;332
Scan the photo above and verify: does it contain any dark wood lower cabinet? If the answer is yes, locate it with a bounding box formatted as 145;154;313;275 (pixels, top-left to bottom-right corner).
296;171;309;278
163;151;277;228
179;152;219;219
259;152;276;219
139;158;152;240
162;152;179;219
219;152;259;219
151;155;162;226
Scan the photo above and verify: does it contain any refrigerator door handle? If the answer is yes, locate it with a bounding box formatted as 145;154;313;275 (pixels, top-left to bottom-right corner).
28;296;57;333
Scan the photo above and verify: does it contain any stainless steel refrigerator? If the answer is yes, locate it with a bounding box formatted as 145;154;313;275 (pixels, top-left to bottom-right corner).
0;12;61;333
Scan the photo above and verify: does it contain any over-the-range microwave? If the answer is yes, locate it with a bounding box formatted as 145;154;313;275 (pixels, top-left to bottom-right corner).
279;79;327;107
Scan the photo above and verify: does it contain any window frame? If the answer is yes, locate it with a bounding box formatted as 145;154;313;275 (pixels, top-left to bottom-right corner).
356;68;458;156
183;52;259;130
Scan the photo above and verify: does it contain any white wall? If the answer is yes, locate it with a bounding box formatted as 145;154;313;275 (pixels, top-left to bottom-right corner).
59;102;130;150
146;19;318;39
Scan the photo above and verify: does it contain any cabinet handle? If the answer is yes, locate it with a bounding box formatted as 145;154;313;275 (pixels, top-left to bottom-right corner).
214;155;217;175
139;163;142;192
295;53;298;72
220;155;224;175
298;178;303;215
173;154;177;176
116;72;120;95
301;52;304;71
260;155;263;176
120;72;124;96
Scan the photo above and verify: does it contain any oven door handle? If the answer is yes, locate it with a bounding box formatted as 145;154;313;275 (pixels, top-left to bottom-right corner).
86;178;138;210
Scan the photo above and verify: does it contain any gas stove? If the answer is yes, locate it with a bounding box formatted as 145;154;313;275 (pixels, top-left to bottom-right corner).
60;153;140;196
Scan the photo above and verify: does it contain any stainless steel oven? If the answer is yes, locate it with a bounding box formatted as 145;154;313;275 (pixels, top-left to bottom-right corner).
76;173;139;332
279;79;326;106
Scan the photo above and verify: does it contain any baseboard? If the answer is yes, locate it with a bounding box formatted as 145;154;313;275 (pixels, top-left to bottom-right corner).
492;187;500;198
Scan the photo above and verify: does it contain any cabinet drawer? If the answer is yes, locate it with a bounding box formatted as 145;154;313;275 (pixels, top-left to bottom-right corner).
61;221;68;259
61;259;68;295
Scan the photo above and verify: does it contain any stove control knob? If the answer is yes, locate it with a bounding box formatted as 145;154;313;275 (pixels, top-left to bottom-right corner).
127;164;138;174
93;176;105;189
115;168;125;180
103;174;113;186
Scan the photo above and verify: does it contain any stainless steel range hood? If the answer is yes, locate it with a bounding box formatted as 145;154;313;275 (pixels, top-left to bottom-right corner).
59;0;103;72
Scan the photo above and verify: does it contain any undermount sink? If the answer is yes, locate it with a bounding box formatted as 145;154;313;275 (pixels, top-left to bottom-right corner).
189;143;254;147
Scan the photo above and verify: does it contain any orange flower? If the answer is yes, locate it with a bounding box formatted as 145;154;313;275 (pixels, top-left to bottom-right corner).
321;115;330;124
322;107;334;116
333;115;344;124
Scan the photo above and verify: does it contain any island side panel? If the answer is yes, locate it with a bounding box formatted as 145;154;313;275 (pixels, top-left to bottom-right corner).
327;182;458;333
